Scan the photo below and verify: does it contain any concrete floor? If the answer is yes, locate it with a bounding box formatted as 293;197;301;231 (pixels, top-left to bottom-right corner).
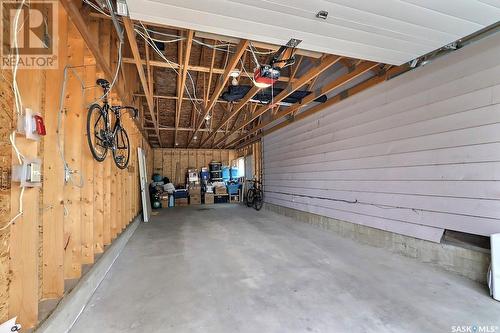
70;205;500;333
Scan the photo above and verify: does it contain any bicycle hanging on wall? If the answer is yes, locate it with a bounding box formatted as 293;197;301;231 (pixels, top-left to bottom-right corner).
86;79;138;169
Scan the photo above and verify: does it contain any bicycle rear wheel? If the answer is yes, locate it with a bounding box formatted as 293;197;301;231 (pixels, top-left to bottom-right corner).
246;188;255;207
253;189;263;211
87;103;108;162
113;127;130;169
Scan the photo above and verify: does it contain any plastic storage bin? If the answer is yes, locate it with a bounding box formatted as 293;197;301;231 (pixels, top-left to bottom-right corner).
230;168;238;180
222;167;231;182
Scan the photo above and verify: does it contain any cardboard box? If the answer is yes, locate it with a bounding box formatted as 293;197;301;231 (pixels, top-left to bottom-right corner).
160;198;169;207
175;198;189;206
190;196;201;205
190;186;201;196
214;186;227;194
204;193;214;204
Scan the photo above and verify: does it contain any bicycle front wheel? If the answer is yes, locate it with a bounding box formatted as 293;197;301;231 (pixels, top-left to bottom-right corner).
246;188;255;207
87;104;108;162
253;189;263;211
113;127;130;169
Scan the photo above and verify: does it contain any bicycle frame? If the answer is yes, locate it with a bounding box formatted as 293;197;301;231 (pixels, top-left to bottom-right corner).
98;100;134;150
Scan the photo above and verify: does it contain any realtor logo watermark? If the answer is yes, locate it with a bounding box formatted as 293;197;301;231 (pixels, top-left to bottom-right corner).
451;325;499;333
1;1;58;69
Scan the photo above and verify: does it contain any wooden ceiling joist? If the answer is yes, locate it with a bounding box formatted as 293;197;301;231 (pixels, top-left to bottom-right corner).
230;62;385;149
174;30;194;146
200;85;260;147
133;93;263;105
144;127;239;133
187;39;250;147
145;33;158;143
123;17;161;145
122;58;297;83
213;54;343;148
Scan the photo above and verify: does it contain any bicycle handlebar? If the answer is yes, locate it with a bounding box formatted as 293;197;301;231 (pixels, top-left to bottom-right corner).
112;106;138;119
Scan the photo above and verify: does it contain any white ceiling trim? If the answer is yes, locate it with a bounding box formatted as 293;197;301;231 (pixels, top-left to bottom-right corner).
127;0;500;65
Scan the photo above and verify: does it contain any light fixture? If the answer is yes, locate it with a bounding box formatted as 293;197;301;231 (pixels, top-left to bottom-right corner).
230;69;240;78
230;69;240;86
193;135;198;140
175;142;179;146
204;114;211;121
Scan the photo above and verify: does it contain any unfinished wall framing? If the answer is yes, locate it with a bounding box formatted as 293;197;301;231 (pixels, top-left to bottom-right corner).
0;2;152;329
153;148;236;185
237;141;262;181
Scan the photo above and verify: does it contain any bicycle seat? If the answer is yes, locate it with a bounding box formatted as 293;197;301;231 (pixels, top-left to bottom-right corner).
96;78;110;89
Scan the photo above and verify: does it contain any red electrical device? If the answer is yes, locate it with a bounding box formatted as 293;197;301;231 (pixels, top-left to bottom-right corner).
34;114;46;136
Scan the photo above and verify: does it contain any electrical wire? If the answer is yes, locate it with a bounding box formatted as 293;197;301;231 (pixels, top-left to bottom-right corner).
11;0;27;118
95;40;123;102
2;0;28;233
248;42;261;69
135;24;203;114
0;187;25;232
56;66;86;188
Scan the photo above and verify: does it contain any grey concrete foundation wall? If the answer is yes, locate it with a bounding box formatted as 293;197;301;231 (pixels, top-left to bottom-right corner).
266;203;490;284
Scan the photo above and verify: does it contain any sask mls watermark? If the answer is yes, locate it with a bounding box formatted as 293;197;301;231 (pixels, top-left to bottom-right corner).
1;0;58;69
451;325;499;333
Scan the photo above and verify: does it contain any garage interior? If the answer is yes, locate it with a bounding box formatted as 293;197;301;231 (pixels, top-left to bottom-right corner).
1;0;500;332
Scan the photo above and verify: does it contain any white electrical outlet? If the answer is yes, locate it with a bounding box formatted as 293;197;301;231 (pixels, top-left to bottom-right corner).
12;158;42;187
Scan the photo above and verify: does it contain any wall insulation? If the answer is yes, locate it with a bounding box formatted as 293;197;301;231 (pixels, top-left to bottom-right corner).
0;5;152;329
263;32;500;243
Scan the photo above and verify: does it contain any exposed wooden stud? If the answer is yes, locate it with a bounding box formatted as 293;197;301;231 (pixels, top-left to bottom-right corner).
90;18;104;256
41;7;68;300
81;32;96;266
205;41;217;107
144;35;157;145
8;53;44;331
190;40;206;130
62;21;85;280
174;30;194;146
123;18;160;144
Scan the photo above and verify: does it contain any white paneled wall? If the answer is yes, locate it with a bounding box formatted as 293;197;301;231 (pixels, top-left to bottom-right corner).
263;32;500;243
